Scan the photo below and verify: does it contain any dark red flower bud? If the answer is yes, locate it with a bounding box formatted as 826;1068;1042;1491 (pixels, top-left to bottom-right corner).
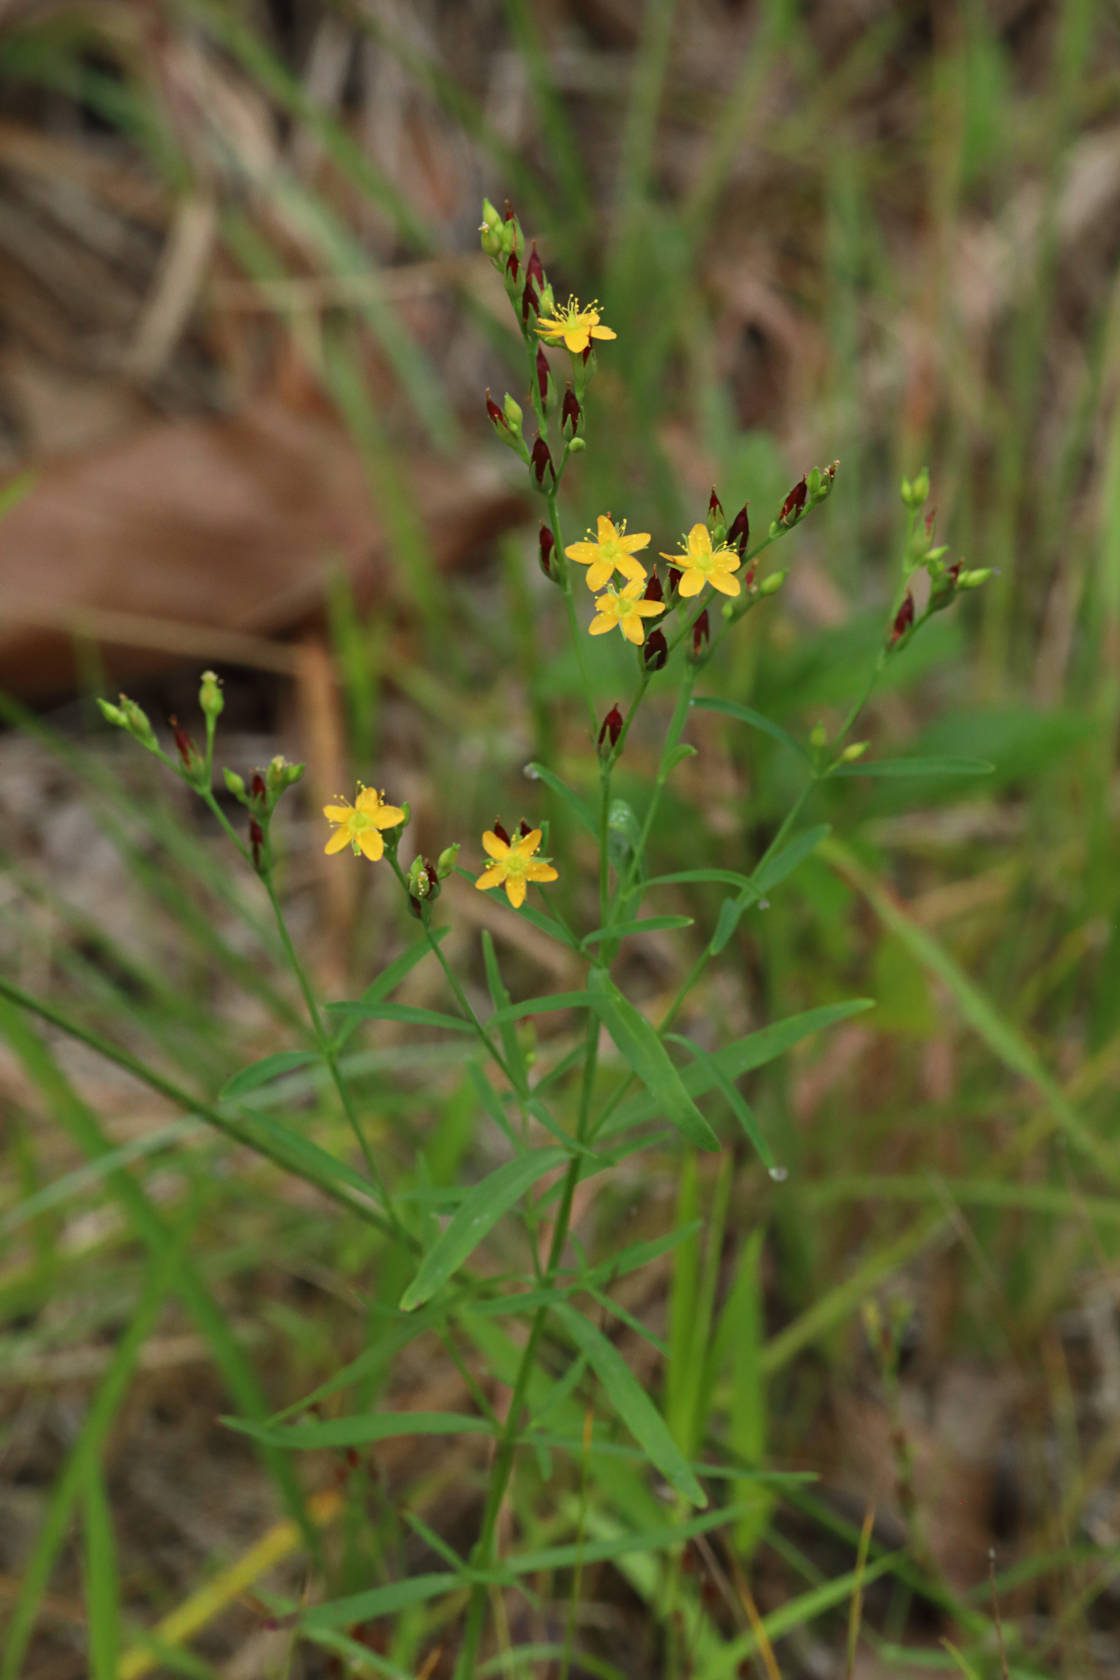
598;702;623;755
708;487;723;519
691;609;711;658
506;250;519;282
779;477;807;524
521;278;539;321
667;567;682;595
518;819;532;837
169;715;199;772
644;570;663;602
925;509;936;538
250;771;268;805
727;503;750;554
890;591;915;645
492;819;510;845
526;241;544;288
249;816;265;873
743;563;757;589
946;560;961;587
538;524;555;578
561;383;581;436
643;628;668;671
485;388;506;430
530;436;554;485
581;345;591;366
536;346;550;405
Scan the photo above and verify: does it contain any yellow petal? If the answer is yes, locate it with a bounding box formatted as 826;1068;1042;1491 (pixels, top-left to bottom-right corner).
355;787;382;812
678;571;706;597
372;804;406;828
635;598;666;616
562;328;590;353
659;550;684;565
505;876;527;908
526;861;559;883
565;542;599;563
708;570;741;596
588;615;615;635
586;562;614;591
590;324;617;341
475;866;505;891
482;830;510;860
618;532;650;554
357;828;385;862
325;828;352;854
687;523;712;555
516;828;543;853
619;578;646;599
616;554;647;585
323;804;352;823
621;616;645;644
595;515;619;542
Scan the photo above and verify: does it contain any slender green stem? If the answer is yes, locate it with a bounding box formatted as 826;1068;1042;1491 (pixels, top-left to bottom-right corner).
547;485;599;739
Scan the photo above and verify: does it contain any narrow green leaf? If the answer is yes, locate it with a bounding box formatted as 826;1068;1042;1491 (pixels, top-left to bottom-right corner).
301;1574;458;1632
645;868;754;890
325;1001;475;1033
751;824;830;895
709;898;743;955
551;1303;706;1506
586;967;719;1152
399;1148;569;1310
508;902;581;949
666;1036;777;1172
665;743;698;771
827;755;994;778
481;929;528;1092
226;1410;496;1450
466;1060;520;1151
583;916;693;947
524;762;597;835
82;1465;119;1680
599;1000;875;1139
332;927;449;1049
485;990;591;1026
220;1050;320;1100
692;696;810;760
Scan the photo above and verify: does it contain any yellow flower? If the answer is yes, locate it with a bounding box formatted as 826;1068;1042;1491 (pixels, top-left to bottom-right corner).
589;578;666;646
323;785;406;862
535;296;617;355
660;523;742;597
565;515;650;592
475;827;558;909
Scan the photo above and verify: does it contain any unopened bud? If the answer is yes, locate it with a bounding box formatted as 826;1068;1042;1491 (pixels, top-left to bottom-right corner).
518;819;532;838
561;384;581;438
688;609;711;663
598;702;623;757
436;842;460;879
250;771;268;806
727;504;750;555
538;281;555;317
506;249;520;282
707;488;725;541
526;242;544;289
199;669;223;719
644;571;663;603
169;715;204;777
643;629;668;672
957;568;992;589
901;467;930;508
535;347;550;406
538;524;556;580
568;436;586;453
266;754;304;796
503;393;523;433
841;740;868;762
890;591;915;645
492;819;511;845
521;278;540;321
97;698;126;728
530;436;554;487
810;722;828;750
480;200;503;258
758;570;785;596
485;389;507;431
223;768;247;800
667;567;682;596
117;694;157;750
249;816;265;874
778;478;807;525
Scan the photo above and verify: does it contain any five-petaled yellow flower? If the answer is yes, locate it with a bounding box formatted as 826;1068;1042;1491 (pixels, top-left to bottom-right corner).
565;515;650;592
535;296;617;355
660;523;742;597
475;828;558;909
323;785;405;862
589;578;666;645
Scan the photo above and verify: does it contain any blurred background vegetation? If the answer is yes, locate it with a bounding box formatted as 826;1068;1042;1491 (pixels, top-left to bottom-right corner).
2;0;1119;1675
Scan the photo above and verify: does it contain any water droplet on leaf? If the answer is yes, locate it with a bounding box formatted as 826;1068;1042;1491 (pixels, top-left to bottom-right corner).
768;1165;788;1183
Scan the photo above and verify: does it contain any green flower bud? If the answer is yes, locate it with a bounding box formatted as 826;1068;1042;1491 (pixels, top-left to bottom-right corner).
901;467;930;508
841;740;869;762
407;855;431;897
199;669;223;719
758;570;785;596
957;568;993;589
538;281;555;317
436;842;460;879
97;698;126;728
503;393;523;434
721;600;735;622
118;694;158;750
266;754;304;796
223;768;247;801
568;436;586;454
810;722;828;750
480;200;503;258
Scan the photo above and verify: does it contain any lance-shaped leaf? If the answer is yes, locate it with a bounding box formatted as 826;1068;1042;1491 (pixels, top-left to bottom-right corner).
587;967;719;1152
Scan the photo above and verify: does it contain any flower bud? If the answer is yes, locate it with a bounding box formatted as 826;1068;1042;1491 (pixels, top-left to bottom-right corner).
530;436;554;487
538;282;555;317
503;393;523;433
521;278;540;321
598;702;623;758
688;609;711;663
727;503;750;555
643;570;663;603
492;819;511;845
480;199;504;258
561;383;581;438
778;478;807;525
900;467;930;509
170;715;204;778
485;388;507;431
538;524;556;580
890;591;915;645
841;741;869;762
506;250;520;282
250;771;268;806
758;570;785;596
249;816;265;875
199;669;223;719
267;754;304;796
957;568;993;589
117;694;157;750
526;241;544;289
643;629;668;672
97;698;127;728
667;567;682;596
518;819;532;838
568;436;586;453
223;767;247;801
810;722;828;750
436;842;460;878
535;347;550;406
407;855;434;898
707;488;725;542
